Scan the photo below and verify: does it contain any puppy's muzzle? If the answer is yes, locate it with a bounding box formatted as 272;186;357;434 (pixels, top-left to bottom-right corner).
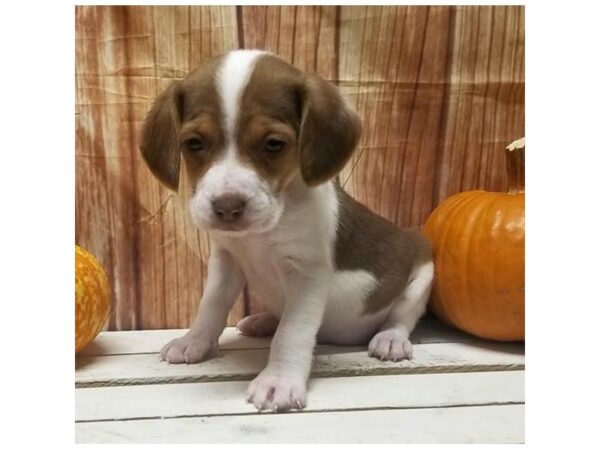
211;194;247;223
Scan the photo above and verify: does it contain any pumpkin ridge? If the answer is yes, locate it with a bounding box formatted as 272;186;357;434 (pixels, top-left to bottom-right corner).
432;192;489;324
455;193;497;335
490;194;515;338
427;193;471;322
493;194;525;339
471;193;505;338
427;194;463;321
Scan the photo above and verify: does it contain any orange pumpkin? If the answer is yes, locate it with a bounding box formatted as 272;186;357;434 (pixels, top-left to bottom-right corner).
423;138;525;341
75;245;111;352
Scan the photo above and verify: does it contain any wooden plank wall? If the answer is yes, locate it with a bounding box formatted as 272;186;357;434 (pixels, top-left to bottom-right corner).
75;5;525;331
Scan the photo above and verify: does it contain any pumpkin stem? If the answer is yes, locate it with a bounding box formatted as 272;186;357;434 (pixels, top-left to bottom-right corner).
506;137;525;194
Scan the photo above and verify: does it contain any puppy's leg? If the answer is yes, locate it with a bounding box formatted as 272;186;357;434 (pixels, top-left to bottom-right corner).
236;312;279;337
246;273;328;412
368;261;433;361
160;248;245;364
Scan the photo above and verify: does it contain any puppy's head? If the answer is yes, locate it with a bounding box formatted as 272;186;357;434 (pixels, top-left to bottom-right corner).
140;50;361;235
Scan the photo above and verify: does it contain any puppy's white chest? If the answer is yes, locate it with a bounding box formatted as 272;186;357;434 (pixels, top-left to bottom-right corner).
217;235;292;315
217;229;389;345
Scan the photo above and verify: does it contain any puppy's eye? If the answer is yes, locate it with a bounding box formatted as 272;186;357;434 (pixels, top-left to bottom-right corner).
185;137;205;152
263;138;286;153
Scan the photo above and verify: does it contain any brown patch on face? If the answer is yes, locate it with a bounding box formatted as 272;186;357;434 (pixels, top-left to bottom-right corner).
180;113;224;193
237;115;300;192
334;183;433;315
236;55;304;192
139;55;224;192
236;54;362;191
179;56;223;121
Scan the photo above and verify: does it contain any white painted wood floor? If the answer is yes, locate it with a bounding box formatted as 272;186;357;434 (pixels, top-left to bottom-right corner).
75;318;525;443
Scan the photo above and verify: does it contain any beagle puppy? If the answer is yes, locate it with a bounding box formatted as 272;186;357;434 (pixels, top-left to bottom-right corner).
140;50;433;413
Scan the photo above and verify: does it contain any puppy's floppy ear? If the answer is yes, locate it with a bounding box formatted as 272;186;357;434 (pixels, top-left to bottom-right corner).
298;74;362;186
139;81;183;191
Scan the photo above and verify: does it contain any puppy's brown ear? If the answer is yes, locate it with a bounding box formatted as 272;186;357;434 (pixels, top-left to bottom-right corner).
139;82;183;191
298;74;362;186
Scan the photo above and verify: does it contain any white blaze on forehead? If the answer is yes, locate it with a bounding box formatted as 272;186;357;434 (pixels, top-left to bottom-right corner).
216;50;266;141
190;50;282;235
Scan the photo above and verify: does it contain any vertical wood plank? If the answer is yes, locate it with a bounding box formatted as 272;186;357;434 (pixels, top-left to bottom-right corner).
434;5;524;205
134;6;187;330
76;6;144;330
241;5;337;77
338;6;453;228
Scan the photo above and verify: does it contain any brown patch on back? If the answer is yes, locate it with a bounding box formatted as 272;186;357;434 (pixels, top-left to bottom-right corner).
334;183;432;314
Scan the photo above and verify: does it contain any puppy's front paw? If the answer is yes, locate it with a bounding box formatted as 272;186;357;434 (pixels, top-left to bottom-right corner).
159;333;216;364
246;369;307;413
368;329;413;362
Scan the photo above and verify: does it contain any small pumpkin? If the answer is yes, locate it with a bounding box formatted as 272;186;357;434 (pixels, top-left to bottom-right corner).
423;138;525;341
75;245;111;352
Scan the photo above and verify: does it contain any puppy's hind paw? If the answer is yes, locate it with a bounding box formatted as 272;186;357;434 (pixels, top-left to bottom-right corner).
236;312;279;337
368;329;413;362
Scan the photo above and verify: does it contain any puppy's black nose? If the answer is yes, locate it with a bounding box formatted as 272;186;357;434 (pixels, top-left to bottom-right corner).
211;194;246;222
